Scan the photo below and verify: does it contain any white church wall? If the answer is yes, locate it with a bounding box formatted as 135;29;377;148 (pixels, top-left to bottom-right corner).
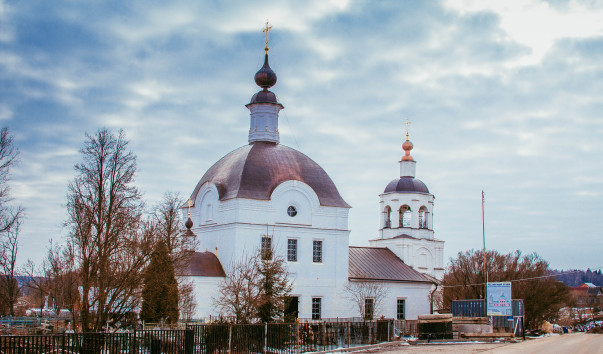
381;282;433;320
186;276;224;320
184;180;351;320
339;281;433;320
368;237;445;279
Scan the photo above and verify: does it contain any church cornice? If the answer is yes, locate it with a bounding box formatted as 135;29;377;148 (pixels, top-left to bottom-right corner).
193;221;350;232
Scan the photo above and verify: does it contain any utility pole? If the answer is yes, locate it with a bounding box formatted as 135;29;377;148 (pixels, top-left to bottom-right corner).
482;190;487;317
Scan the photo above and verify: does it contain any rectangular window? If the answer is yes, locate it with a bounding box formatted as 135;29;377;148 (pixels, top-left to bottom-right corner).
261;236;272;260
364;298;374;321
287;239;298;262
313;240;322;263
312;298;322;320
397;299;406;320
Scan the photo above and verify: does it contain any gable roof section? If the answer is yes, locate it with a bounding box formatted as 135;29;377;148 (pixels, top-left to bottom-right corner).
349;246;433;284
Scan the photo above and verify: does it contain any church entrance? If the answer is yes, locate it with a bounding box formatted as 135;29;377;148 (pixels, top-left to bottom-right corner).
284;296;299;322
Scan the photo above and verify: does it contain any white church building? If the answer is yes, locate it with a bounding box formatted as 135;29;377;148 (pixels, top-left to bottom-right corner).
179;43;444;321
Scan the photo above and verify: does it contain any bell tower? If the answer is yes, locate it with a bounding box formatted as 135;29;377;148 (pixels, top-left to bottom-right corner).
370;122;444;279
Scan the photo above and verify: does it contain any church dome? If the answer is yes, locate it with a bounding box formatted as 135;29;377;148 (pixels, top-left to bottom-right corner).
177;251;226;277
254;54;277;89
249;90;279;105
384;176;430;194
189;142;350;208
248;54;280;105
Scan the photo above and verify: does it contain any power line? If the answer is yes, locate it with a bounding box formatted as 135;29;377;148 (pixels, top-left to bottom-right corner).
440;267;603;288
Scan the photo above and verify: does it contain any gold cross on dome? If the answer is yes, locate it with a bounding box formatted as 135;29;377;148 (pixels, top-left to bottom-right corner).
187;198;192;218
404;119;411;140
263;20;272;54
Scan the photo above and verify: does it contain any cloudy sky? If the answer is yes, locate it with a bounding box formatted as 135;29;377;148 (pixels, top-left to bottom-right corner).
1;0;602;271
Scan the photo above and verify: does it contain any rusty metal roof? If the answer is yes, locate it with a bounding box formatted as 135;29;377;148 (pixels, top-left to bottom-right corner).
189;142;350;208
177;251;226;277
384;177;430;194
348;246;433;283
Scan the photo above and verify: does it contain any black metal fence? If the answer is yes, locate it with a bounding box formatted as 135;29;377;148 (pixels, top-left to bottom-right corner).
0;320;394;353
0;329;193;354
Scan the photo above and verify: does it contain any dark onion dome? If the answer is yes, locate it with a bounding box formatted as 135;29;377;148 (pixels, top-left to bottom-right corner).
254;54;277;89
249;54;280;105
176;251;226;277
189;142;350;208
384;176;430;194
182;217;195;237
185;217;193;230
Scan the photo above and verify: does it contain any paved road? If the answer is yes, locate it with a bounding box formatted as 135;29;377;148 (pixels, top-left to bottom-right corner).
360;333;603;353
486;333;603;354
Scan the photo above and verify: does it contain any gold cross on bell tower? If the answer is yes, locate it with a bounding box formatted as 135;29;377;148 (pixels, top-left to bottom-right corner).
263;20;272;54
404;119;411;140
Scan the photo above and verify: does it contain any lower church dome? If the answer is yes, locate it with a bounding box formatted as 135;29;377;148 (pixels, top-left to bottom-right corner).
189;142;350;208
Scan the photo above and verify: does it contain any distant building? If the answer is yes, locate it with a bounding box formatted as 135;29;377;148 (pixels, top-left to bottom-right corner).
569;283;603;306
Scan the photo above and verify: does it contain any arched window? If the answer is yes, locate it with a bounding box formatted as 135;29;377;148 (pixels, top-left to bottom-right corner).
419;206;428;229
399;205;411;228
383;206;392;228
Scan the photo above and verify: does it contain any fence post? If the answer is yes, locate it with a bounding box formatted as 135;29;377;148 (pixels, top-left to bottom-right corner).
228;324;232;353
264;323;268;353
347;322;351;348
185;328;194;354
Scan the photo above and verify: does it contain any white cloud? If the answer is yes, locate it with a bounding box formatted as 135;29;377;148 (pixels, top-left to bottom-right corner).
444;0;603;66
0;104;12;120
3;0;603;270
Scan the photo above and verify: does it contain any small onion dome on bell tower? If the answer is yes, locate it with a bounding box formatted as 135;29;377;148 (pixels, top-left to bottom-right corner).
399;120;416;178
401;139;414;161
401;119;414;162
183;199;196;238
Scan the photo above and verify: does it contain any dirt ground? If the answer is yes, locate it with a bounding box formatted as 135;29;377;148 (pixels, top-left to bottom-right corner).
350;342;511;353
350;333;603;353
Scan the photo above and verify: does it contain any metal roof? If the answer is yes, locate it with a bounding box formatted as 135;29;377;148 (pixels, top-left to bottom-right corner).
383;177;430;194
348;246;433;283
177;251;226;277
189;142;350;208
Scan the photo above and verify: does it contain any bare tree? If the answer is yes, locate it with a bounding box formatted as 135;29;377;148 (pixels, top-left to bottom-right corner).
344;281;389;320
65;128;153;331
178;279;197;322
213;254;261;324
213;247;292;324
24;241;80;320
0;219;21;316
0;127;23;316
442;249;570;329
150;192;197;270
0;127;22;234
